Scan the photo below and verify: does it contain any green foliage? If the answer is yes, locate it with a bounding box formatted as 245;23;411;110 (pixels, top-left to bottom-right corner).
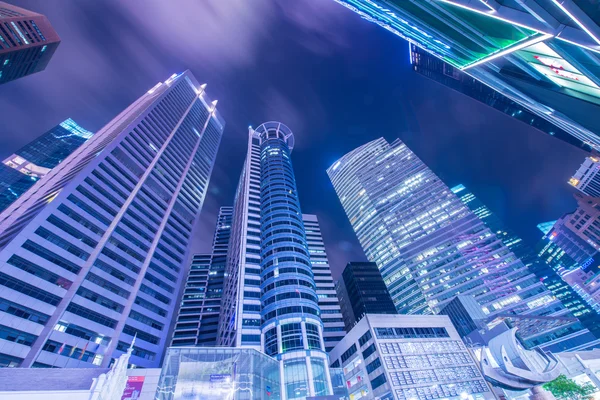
542;375;596;400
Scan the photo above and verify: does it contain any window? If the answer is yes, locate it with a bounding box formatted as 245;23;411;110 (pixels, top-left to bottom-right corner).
0;297;49;325
123;325;159;345
0;324;37;346
281;322;304;352
306;323;322;350
241;334;261;344
362;343;376;359
76;287;124;312
366;357;381;374
66;303;117;328
0;272;61;306
341;344;357;363
265;327;278;356
359;330;372;347
370;373;387;390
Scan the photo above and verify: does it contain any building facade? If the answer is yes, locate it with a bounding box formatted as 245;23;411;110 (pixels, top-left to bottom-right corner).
570;156;600;197
218;122;333;399
336;262;397;332
327;138;596;352
328;314;495;400
0;1;60;85
0;71;224;369
453;183;600;343
0;118;93;212
171;206;232;347
303;214;346;353
333;0;600;150
410;44;591;151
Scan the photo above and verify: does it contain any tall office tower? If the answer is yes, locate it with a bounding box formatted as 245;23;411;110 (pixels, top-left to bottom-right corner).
0;2;60;85
538;220;557;236
171;206;232;347
410;44;591;151
219;122;333;399
332;0;600;150
335;262;397;332
303;214;346;352
170;253;212;347
0;118;93;212
328;138;597;351
570;157;600;197
0;71;224;369
452;184;600;340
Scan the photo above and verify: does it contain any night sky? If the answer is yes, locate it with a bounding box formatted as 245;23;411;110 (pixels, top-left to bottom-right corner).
0;0;588;279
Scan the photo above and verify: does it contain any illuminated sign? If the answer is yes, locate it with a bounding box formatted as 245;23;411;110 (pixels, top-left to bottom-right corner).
519;42;600;100
534;55;581;81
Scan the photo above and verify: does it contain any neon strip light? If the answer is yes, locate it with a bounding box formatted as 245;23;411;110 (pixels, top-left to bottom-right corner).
436;0;549;33
463;34;553;70
551;0;600;46
478;0;496;11
556;36;600;54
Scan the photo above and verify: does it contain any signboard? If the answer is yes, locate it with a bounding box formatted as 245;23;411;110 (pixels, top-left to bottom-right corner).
121;376;145;400
519;42;600;100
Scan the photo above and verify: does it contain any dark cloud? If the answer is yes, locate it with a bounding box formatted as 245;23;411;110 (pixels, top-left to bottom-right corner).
1;0;585;278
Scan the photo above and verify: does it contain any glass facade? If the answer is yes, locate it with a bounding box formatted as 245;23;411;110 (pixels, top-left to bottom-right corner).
156;347;281;400
0;118;93;213
333;0;600;150
336;262;397;332
0;3;60;85
328;314;495;400
218;122;332;398
0;71;224;368
171;206;232;347
328;138;596;351
303;214;346;352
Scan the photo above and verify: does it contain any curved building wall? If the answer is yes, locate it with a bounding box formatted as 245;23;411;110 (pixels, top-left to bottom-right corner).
256;122;330;399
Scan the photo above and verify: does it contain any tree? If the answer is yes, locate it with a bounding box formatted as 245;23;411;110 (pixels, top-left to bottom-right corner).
542;375;597;400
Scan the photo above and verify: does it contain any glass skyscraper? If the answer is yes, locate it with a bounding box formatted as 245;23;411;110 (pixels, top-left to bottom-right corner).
0;118;93;212
328;138;598;351
171;206;232;347
0;71;224;369
218;122;333;399
0;1;60;85
303;214;346;353
336;261;397;332
452;183;600;344
332;0;600;150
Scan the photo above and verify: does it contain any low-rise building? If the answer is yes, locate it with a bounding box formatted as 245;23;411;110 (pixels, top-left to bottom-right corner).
328;314;495;400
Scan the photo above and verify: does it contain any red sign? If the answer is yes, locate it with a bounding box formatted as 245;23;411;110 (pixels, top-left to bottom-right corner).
122;376;145;400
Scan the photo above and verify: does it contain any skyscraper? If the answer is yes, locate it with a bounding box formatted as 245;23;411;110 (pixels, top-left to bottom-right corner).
328;138;597;351
452;184;600;341
218;122;333;399
571;157;600;197
336;261;397;331
0;118;93;212
0;2;60;85
410;44;592;152
303;214;346;352
0;71;224;369
171;206;232;347
332;0;600;150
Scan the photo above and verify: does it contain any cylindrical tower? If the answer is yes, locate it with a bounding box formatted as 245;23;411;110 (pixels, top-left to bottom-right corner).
255;122;331;399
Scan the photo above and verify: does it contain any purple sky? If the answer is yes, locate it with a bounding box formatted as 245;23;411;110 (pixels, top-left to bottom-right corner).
0;0;588;279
